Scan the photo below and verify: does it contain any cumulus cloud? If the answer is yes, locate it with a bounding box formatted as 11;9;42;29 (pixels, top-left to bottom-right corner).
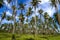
39;0;49;4
4;0;11;8
6;11;12;16
38;0;55;17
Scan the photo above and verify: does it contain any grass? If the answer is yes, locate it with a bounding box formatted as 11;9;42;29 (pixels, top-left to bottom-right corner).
0;33;60;40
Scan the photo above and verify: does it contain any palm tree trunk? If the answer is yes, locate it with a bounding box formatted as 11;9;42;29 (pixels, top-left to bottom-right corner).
0;19;2;30
12;9;16;40
12;0;17;40
34;6;37;40
55;0;59;33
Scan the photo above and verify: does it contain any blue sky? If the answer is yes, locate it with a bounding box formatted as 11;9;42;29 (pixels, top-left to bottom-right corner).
3;0;56;16
0;0;60;24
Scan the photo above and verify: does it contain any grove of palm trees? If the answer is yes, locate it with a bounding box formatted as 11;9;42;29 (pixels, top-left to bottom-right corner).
0;0;60;40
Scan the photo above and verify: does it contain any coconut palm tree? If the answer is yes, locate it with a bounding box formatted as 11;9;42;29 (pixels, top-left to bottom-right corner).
6;15;14;33
38;9;43;33
53;13;58;22
6;16;12;21
19;13;25;34
50;0;60;34
31;0;41;36
26;7;32;23
0;12;6;30
30;17;35;34
0;14;2;29
26;7;33;34
26;7;32;17
1;23;8;32
53;21;58;33
19;3;26;13
8;23;13;33
23;23;28;34
50;0;57;8
38;9;43;23
48;17;54;34
53;13;59;33
50;0;60;25
18;3;26;34
44;12;49;34
2;12;6;20
11;0;17;39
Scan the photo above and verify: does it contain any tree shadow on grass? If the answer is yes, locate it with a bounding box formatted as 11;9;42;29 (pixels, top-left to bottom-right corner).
40;37;49;40
25;38;34;40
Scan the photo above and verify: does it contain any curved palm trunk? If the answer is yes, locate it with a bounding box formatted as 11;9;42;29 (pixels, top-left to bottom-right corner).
57;0;60;33
55;0;59;33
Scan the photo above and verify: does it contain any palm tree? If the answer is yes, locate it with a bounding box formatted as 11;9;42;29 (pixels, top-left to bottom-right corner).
38;9;43;33
48;17;55;34
53;13;59;33
2;12;6;20
14;22;19;33
50;0;60;27
11;0;17;39
18;3;26;34
53;21;58;33
26;7;33;34
31;0;41;36
6;15;14;33
19;13;25;34
6;16;12;21
23;24;28;34
8;23;13;33
38;9;43;23
50;0;60;33
0;14;2;29
19;3;26;13
26;7;32;17
44;12;49;34
30;17;35;34
2;23;9;32
0;12;6;30
50;0;57;8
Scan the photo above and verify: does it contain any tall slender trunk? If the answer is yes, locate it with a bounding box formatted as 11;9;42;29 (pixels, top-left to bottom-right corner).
55;0;59;33
12;7;16;40
57;0;60;32
0;19;2;29
39;14;42;33
12;0;17;40
34;6;37;39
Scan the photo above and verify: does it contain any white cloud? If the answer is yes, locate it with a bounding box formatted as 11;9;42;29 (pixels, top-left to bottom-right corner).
6;11;12;16
38;0;55;17
46;9;52;17
1;19;8;24
44;7;55;17
40;0;49;4
4;0;11;8
16;16;19;19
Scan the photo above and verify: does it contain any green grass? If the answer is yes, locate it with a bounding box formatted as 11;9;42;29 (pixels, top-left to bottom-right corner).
0;33;60;40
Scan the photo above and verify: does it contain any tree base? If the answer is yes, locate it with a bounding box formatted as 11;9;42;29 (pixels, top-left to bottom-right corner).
12;34;16;40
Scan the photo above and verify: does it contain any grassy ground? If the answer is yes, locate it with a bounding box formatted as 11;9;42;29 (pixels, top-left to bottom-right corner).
0;33;60;40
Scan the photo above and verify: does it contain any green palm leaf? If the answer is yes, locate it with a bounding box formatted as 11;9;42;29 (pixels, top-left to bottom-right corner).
0;0;3;8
